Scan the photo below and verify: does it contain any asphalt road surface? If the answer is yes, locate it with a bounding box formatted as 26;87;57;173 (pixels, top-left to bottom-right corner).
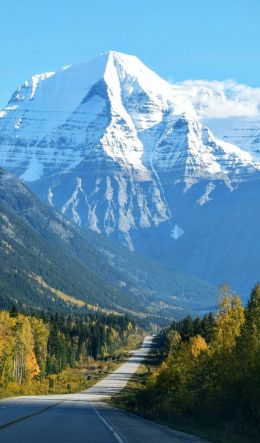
0;336;207;443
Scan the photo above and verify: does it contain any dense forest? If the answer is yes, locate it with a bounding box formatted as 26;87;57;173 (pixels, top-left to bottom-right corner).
0;307;139;397
126;284;260;441
0;167;217;320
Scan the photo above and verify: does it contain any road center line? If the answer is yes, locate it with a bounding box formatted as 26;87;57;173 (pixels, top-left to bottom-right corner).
0;401;64;431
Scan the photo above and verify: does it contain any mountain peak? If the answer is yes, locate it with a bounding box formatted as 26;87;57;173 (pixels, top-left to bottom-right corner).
98;49;139;62
1;52;260;299
0;50;259;250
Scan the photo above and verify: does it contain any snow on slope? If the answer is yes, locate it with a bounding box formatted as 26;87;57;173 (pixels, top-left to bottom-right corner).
0;51;257;178
203;117;260;162
170;79;260;162
0;51;259;248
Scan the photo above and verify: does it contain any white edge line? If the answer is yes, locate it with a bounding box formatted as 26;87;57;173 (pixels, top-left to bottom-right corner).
89;401;125;443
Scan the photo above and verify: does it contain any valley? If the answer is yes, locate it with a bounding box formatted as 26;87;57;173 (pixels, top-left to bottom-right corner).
0;46;260;443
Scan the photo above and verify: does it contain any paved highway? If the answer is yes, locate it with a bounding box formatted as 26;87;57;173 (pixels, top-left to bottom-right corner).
0;336;207;442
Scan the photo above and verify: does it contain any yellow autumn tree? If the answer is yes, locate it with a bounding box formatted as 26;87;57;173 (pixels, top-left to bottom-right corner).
190;335;208;357
0;311;14;384
145;333;209;418
12;315;40;383
211;294;245;353
29;317;49;378
27;351;40;379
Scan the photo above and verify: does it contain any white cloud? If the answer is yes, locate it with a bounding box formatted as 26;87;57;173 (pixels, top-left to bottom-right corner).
171;79;260;119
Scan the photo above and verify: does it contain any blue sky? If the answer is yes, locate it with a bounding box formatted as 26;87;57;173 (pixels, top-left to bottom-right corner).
0;0;259;108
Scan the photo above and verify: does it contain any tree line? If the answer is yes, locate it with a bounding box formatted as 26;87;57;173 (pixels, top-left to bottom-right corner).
0;308;138;390
133;284;260;441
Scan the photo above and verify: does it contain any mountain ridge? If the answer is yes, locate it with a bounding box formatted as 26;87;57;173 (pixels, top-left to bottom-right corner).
0;167;217;319
0;51;260;294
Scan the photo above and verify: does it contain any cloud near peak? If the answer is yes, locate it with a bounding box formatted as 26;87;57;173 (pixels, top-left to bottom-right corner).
171;79;260;119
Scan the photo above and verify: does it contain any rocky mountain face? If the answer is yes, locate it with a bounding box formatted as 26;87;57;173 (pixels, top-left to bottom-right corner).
0;51;259;296
0;167;216;318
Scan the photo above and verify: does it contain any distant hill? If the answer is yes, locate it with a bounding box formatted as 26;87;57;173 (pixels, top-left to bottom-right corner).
0;168;217;320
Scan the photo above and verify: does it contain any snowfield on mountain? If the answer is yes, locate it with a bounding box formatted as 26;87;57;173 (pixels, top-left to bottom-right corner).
1;51;260;296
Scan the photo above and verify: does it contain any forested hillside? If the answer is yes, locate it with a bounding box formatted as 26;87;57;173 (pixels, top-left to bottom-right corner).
0;168;217;319
0;307;139;397
121;284;260;442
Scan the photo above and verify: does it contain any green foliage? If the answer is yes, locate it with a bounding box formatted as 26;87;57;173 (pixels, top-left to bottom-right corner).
0;167;217;320
0;308;138;396
132;285;260;441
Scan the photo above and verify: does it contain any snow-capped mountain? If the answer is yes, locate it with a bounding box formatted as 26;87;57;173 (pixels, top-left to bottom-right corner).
0;51;260;295
172;79;260;161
